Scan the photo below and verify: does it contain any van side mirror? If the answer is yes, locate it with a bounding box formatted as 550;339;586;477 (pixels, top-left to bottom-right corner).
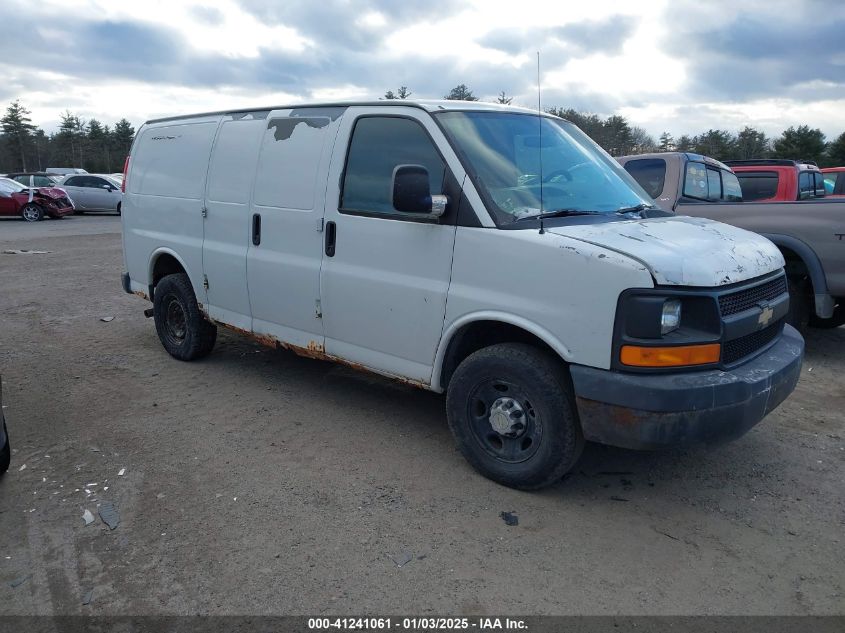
392;164;447;216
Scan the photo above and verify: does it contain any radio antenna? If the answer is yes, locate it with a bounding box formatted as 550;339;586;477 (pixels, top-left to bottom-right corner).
537;51;545;234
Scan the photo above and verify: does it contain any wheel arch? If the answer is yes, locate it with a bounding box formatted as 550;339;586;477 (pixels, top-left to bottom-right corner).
432;313;572;393
147;248;191;301
762;233;833;318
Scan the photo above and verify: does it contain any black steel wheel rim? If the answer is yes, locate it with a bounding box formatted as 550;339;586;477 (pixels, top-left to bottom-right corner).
467;378;543;463
163;294;187;345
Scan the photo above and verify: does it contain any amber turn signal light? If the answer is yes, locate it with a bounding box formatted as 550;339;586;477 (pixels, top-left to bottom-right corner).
620;343;721;367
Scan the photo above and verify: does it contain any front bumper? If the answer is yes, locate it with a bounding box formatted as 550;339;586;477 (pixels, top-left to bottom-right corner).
570;325;804;450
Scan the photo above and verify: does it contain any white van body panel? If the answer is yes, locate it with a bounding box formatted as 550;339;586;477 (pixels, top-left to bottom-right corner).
124;117;220;301
548;216;784;287
440;227;654;380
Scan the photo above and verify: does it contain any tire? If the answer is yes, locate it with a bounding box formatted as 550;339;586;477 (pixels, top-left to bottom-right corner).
809;303;845;329
153;273;217;361
787;277;810;333
116;202;121;216
446;343;584;490
0;423;9;475
21;203;43;222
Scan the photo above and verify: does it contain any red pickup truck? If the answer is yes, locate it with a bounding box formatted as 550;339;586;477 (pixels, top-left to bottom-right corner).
724;159;826;202
822;167;845;197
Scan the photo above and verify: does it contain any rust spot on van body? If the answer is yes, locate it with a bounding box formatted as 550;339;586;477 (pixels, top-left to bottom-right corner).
133;291;149;301
217;323;430;390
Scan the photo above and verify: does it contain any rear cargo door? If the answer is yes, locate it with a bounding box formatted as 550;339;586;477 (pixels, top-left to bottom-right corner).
245;108;346;349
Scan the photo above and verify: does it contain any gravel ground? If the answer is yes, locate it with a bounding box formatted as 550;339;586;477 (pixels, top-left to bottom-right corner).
0;215;842;616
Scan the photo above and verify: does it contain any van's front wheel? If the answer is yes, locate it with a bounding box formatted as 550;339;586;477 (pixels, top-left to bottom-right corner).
446;343;584;490
153;273;217;361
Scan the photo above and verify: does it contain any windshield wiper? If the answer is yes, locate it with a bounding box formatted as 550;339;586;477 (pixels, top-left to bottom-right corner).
615;203;657;215
514;209;602;222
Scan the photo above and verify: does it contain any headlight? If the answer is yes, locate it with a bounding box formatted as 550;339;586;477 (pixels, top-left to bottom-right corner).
661;299;681;334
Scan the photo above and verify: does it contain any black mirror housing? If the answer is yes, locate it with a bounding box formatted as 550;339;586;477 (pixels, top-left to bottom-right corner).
392;164;434;214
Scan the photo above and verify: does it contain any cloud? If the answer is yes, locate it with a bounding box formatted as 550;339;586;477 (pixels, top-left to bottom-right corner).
479;15;637;57
0;0;842;142
662;0;845;102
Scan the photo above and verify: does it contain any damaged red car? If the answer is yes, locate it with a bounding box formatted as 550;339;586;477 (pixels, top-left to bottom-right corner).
0;176;74;221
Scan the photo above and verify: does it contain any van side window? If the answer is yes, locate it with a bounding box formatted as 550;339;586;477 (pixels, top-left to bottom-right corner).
622;158;666;199
341;117;446;216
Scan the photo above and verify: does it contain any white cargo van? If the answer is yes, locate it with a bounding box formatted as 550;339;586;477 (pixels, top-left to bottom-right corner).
121;101;804;489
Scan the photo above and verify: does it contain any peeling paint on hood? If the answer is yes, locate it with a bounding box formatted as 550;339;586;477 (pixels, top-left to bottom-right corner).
547;216;784;287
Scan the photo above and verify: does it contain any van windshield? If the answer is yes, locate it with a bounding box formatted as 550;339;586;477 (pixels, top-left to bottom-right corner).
436;111;654;225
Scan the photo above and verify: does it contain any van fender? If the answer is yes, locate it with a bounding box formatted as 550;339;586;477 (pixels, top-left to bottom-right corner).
431;311;573;393
146;248;195;301
762;233;834;318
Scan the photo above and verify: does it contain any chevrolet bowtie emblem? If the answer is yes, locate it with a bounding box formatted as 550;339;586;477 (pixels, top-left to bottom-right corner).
758;306;774;328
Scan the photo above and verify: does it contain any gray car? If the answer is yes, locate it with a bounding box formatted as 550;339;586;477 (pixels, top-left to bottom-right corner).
59;174;123;214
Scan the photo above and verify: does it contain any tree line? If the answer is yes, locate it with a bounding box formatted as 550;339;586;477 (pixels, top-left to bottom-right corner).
385;84;845;167
0;100;135;174
3;88;845;174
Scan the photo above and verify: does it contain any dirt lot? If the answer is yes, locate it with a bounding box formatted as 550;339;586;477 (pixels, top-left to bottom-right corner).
0;216;843;616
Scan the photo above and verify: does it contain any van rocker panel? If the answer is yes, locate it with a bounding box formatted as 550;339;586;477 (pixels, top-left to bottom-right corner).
570;324;803;450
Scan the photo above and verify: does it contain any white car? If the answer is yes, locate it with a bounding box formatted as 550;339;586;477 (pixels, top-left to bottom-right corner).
120;101;803;489
59;174;122;214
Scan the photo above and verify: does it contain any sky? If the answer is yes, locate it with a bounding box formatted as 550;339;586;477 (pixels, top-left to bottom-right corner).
2;0;845;141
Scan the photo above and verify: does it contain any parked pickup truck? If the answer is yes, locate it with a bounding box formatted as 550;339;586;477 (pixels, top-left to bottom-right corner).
724;159;826;202
618;152;845;329
121;103;804;490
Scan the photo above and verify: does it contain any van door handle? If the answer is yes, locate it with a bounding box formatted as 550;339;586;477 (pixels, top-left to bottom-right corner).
325;221;336;257
252;213;261;246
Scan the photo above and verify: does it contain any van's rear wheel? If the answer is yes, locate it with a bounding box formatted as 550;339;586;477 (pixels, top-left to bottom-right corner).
153;273;216;361
446;343;584;490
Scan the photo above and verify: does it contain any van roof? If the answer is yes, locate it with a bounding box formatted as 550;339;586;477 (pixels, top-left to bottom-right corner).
144;100;547;125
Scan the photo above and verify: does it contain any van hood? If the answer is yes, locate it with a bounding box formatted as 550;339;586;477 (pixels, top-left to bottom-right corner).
546;216;784;287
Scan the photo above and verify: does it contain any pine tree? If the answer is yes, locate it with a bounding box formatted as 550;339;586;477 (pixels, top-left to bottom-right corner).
1;100;36;171
826;131;845;166
444;84;478;101
496;91;513;105
111;118;135;165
